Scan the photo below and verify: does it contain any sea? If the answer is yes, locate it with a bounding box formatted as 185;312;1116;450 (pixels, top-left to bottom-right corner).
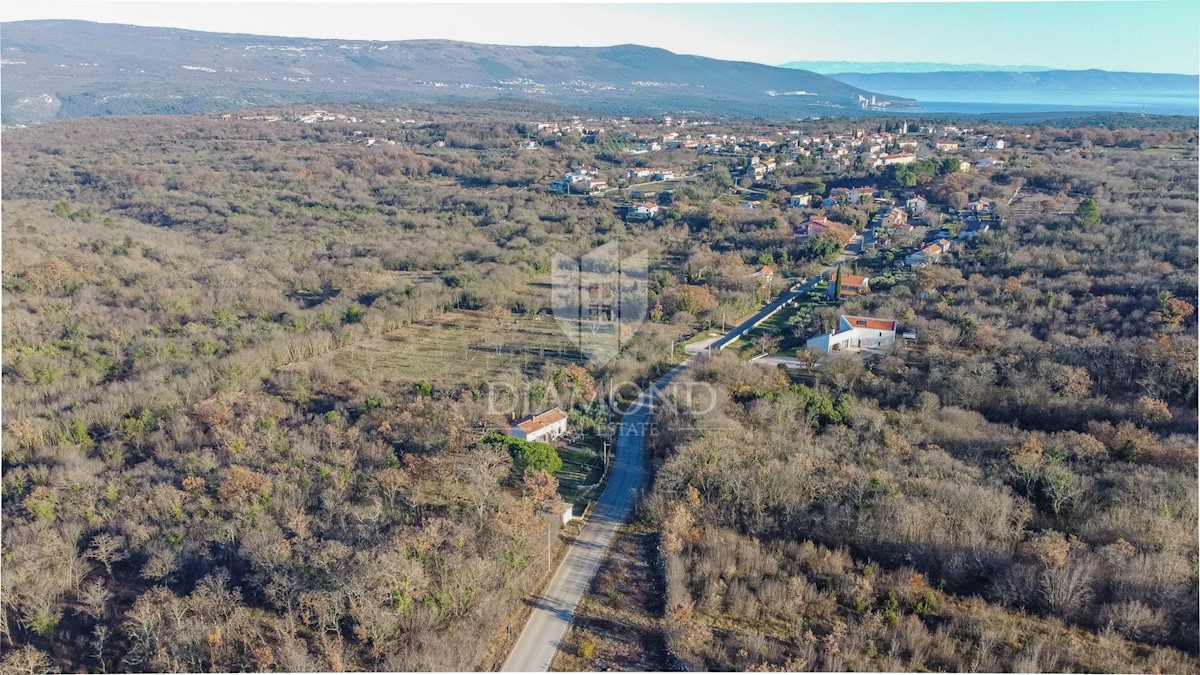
892;88;1198;117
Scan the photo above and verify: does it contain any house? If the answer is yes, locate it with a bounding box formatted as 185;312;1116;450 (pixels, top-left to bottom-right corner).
959;214;990;239
627;202;660;221
975;157;1004;169
986;138;1007;149
806;315;897;354
968;198;993;213
879;208;908;230
793;214;836;238
830;272;870;299
881;152;917;166
897;139;919;149
751;266;774;280
627;168;654;179
936;139;959;152
653;170;677;181
789;194;812;208
585;178;608;194
849;186;878;202
510;407;569;443
958;160;972;173
905;238;953;267
906;195;928;215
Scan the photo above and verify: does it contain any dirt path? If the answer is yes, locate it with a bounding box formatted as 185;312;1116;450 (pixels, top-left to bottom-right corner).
549;526;681;672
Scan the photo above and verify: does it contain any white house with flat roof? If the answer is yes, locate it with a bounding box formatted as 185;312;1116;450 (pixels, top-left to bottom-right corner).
806;315;898;354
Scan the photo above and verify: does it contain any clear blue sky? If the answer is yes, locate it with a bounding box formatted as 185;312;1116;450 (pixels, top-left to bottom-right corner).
4;1;1198;74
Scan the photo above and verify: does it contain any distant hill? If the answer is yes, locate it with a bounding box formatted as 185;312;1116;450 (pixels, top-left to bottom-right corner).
781;61;1054;74
0;20;909;123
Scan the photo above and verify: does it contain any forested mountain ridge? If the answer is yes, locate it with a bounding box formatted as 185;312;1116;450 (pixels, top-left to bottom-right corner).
0;20;907;123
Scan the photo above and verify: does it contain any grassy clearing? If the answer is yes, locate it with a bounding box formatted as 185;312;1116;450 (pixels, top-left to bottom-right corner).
330;309;584;384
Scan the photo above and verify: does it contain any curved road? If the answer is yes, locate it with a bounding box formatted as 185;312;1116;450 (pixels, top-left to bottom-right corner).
501;360;690;671
502;251;857;671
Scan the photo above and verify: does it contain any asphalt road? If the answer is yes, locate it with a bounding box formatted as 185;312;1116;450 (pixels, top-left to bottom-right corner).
501;242;860;672
706;274;825;351
500;361;691;672
708;239;861;351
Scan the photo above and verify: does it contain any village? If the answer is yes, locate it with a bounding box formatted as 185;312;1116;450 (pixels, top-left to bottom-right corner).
216;105;1018;489
474;120;1017;498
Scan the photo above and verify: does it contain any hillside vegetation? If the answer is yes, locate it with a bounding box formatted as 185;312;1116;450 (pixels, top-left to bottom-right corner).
0;108;849;671
646;140;1198;671
1;20;903;123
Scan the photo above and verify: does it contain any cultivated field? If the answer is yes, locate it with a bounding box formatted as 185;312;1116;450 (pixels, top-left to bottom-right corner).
293;309;586;384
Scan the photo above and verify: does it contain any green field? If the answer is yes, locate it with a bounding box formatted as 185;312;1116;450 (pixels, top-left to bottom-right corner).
330;310;584;384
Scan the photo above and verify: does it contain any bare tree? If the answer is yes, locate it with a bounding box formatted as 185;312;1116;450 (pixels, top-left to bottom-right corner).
86;533;128;577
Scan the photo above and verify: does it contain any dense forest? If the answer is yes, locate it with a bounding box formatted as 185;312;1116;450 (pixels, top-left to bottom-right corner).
0;108;838;671
1;106;1196;673
646;138;1199;670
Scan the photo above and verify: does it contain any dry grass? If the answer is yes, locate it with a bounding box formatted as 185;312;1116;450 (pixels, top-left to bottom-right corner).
287;309;585;384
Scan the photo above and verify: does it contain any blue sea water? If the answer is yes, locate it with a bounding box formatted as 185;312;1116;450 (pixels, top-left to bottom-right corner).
891;88;1198;117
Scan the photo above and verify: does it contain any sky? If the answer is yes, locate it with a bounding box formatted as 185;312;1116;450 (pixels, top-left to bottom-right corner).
3;1;1199;74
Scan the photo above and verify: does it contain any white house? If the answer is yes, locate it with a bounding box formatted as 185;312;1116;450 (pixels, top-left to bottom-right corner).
627;202;660;221
906;195;928;215
789;194;811;208
585;178;608;194
905;239;953;267
880;152;917;166
510;407;569;443
806;315;898;354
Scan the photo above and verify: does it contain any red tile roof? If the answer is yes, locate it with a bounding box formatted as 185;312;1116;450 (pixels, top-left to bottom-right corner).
514;407;567;435
841;273;869;288
844;315;896;331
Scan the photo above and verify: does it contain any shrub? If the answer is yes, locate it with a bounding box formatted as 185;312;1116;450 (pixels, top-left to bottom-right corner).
481;432;563;475
578;634;597;661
